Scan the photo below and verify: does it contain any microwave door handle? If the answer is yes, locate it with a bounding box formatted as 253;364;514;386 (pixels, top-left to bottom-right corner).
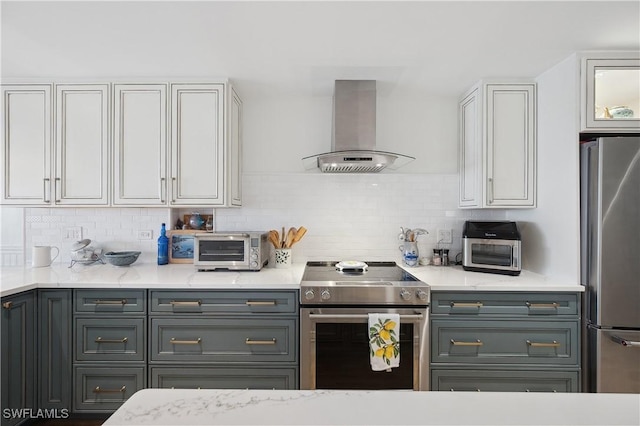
512;245;519;269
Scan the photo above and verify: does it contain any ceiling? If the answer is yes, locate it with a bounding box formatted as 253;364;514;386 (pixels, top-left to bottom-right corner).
1;1;639;98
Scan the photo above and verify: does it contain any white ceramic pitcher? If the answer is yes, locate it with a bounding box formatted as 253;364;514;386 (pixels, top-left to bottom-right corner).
32;245;59;267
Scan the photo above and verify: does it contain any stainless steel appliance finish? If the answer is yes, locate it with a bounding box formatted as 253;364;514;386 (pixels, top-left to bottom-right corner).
301;81;415;173
194;232;269;271
462;221;521;275
299;261;430;391
581;136;640;393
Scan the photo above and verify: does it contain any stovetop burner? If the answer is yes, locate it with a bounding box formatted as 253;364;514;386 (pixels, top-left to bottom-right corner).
300;261;429;306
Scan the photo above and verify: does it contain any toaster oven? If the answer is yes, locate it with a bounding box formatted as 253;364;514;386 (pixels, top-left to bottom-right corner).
462;221;521;276
194;232;269;271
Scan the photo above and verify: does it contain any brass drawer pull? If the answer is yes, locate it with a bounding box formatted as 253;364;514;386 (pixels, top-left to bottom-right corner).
450;339;483;346
170;300;202;306
170;337;202;345
245;338;277;345
449;388;481;392
93;386;126;393
95;337;128;344
450;302;483;308
525;302;559;309
94;299;127;305
526;340;560;348
245;300;276;306
2;301;13;309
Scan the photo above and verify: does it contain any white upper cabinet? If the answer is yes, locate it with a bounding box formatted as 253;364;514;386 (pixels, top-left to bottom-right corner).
1;84;52;205
113;84;168;205
581;53;640;132
54;84;109;205
459;81;537;209
170;82;242;207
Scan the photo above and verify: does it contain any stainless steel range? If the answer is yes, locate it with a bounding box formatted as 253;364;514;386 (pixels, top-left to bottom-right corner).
299;261;430;390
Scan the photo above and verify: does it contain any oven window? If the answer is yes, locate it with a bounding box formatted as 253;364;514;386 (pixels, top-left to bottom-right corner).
471;243;512;266
315;323;413;390
199;240;245;262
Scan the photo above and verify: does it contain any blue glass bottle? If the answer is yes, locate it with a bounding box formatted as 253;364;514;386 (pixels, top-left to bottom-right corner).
157;223;169;265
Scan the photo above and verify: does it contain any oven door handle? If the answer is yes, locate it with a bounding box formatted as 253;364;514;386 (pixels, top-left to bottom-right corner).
308;313;424;320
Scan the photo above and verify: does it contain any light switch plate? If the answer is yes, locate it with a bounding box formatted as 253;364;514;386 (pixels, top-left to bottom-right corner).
138;230;153;240
64;227;82;240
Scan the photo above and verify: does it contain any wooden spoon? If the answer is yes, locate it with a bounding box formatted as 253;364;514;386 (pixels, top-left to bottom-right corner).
268;230;281;248
285;227;297;248
292;226;307;245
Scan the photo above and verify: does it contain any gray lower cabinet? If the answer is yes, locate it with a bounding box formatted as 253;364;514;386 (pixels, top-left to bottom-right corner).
73;289;147;413
430;291;581;392
38;290;72;411
149;289;299;390
1;291;35;426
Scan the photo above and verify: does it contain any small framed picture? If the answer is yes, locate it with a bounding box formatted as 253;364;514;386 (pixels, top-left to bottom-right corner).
168;230;197;264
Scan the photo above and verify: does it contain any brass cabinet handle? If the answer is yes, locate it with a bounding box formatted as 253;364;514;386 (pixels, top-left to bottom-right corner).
450;339;483;346
94;299;127;305
525;302;559;309
170;337;202;345
43;178;50;203
171;177;177;202
95;337;128;344
54;177;61;203
245;300;276;306
2;301;13;310
170;300;202;306
160;177;166;203
450;302;483;308
245;338;277;345
450;388;481;392
526;340;560;348
93;386;126;394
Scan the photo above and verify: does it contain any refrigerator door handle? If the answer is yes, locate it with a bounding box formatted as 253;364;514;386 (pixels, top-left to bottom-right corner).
610;334;640;348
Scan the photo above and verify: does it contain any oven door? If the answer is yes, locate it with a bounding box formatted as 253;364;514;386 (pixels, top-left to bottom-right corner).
195;235;250;269
462;238;521;273
300;307;428;391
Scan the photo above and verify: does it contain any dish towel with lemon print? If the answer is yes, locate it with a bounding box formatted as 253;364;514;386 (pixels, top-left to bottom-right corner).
368;313;400;371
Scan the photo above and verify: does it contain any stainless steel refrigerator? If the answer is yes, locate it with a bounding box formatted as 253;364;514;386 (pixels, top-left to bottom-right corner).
580;135;640;393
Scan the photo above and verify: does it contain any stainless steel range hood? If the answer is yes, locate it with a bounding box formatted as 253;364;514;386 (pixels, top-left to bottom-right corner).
302;80;414;173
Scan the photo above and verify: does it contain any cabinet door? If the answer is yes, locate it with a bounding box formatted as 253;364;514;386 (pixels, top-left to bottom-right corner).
54;84;109;205
170;83;225;206
459;86;481;207
228;87;243;206
113;84;168;205
1;84;52;205
38;290;72;411
583;57;640;131
1;292;36;425
485;84;536;207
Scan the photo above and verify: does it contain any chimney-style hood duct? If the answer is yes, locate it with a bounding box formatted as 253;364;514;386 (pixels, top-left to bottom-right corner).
302;80;414;173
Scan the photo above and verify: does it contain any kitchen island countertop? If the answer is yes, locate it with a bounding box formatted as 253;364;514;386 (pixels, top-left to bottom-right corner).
1;260;582;298
103;388;638;426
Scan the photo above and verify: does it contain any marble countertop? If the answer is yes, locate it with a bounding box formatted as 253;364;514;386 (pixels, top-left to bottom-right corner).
0;259;582;298
103;388;639;426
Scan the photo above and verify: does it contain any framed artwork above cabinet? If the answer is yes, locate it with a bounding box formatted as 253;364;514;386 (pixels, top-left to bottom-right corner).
581;53;640;132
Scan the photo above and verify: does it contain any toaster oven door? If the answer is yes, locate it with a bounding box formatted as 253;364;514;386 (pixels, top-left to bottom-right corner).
463;238;520;273
195;235;250;269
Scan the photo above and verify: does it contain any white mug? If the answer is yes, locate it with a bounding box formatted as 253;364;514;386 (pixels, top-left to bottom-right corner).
32;245;59;267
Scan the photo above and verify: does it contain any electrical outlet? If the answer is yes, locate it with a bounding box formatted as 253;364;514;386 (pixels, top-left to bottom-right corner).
437;229;453;244
138;230;153;240
64;227;82;240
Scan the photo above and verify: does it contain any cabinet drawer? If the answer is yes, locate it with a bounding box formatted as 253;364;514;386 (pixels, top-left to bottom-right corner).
431;292;579;316
73;366;145;412
150;366;297;390
431;319;579;365
150;318;297;363
149;290;298;315
75;318;145;362
431;369;579;392
74;290;146;314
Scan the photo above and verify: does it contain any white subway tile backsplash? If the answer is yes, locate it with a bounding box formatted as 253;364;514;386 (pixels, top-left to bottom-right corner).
17;173;505;267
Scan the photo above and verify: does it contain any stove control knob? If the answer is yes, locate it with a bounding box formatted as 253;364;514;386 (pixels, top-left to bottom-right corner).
400;288;412;301
321;289;331;300
416;290;428;301
304;289;315;300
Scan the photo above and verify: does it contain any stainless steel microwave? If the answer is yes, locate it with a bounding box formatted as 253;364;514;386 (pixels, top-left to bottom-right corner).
462;221;521;276
194;232;269;271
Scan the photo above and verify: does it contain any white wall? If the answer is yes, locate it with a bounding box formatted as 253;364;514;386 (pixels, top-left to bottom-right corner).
507;54;581;283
